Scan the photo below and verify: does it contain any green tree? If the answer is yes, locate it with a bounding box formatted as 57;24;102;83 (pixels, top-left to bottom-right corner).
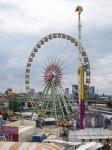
9;100;21;112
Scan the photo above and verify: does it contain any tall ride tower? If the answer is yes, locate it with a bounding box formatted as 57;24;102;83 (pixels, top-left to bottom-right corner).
76;6;85;129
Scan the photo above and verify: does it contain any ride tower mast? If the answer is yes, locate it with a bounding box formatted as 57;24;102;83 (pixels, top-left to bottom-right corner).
75;6;85;129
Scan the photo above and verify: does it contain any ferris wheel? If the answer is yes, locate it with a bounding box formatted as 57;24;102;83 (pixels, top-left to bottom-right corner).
25;33;90;118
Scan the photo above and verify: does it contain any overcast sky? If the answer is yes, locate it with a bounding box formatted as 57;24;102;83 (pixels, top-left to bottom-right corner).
0;0;112;95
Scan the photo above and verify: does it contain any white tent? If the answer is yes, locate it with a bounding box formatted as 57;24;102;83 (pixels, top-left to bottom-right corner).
76;142;103;150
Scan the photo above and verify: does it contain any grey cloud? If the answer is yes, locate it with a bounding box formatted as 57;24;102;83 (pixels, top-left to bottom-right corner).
0;0;112;95
0;3;18;11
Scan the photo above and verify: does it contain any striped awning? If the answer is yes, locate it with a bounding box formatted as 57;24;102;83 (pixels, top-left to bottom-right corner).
0;142;63;150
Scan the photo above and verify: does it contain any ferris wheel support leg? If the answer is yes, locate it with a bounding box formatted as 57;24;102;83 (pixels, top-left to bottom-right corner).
79;66;85;129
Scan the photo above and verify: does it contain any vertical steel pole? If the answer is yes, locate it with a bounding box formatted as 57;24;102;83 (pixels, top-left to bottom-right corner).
79;66;85;129
75;6;85;129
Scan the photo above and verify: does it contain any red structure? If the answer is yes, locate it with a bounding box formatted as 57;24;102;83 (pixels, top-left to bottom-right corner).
2;126;18;142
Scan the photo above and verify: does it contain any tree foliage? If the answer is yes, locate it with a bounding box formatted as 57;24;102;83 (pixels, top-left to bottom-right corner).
9;99;24;112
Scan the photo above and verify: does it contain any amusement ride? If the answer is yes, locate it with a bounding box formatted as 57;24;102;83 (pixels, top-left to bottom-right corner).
25;6;90;129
